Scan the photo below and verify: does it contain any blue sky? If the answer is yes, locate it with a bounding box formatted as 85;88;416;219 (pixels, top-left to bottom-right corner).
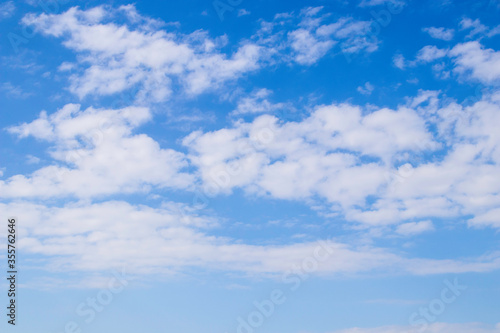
1;0;500;332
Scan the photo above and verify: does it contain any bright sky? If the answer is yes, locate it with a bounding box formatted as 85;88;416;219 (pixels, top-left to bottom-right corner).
1;0;500;332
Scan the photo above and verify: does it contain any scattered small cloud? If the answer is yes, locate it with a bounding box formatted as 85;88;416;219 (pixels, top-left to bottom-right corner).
357;82;375;95
423;27;455;41
460;18;489;39
237;9;250;17
231;88;289;115
26;155;41;164
396;220;435;236
0;1;15;20
416;45;448;63
1;82;33;99
393;53;407;69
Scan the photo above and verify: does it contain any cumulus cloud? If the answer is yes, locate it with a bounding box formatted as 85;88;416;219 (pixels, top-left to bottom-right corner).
22;5;262;101
183;91;500;232
184;102;437;217
20;5;383;102
398;40;500;85
2;104;192;198
449;41;500;84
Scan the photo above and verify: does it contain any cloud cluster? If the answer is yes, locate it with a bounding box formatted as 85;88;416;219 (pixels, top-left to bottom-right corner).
22;5;262;101
2;104;192;198
184;101;436;218
3;199;500;285
3;4;500;286
185;90;500;232
20;5;381;103
399;19;500;85
423;27;455;41
253;7;379;65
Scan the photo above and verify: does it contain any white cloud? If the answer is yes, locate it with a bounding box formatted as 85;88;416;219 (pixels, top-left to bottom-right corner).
232;88;289;115
288;28;336;65
393;54;406;69
416;45;448;63
2;200;500;287
183;91;500;232
396;220;434;236
489;25;500;38
237;9;250;17
22;6;262;101
458;17;500;39
449;41;500;84
254;9;379;66
2;104;193;198
184;102;437;215
351;92;500;227
26;155;41;164
423;27;455;41
0;200;407;279
357;82;375;95
469;207;500;228
401;40;500;85
6;88;500;235
0;1;15;20
21;5;383;103
460;18;489;39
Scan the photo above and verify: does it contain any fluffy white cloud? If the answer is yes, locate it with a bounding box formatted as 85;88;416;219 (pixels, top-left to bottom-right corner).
0;200;401;278
184;91;500;231
22;5;262;101
2;104;192;198
449;41;500;84
288;28;336;65
353;92;500;226
21;5;382;102
416;45;448;63
184;102;436;216
399;40;500;85
423;27;455;41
